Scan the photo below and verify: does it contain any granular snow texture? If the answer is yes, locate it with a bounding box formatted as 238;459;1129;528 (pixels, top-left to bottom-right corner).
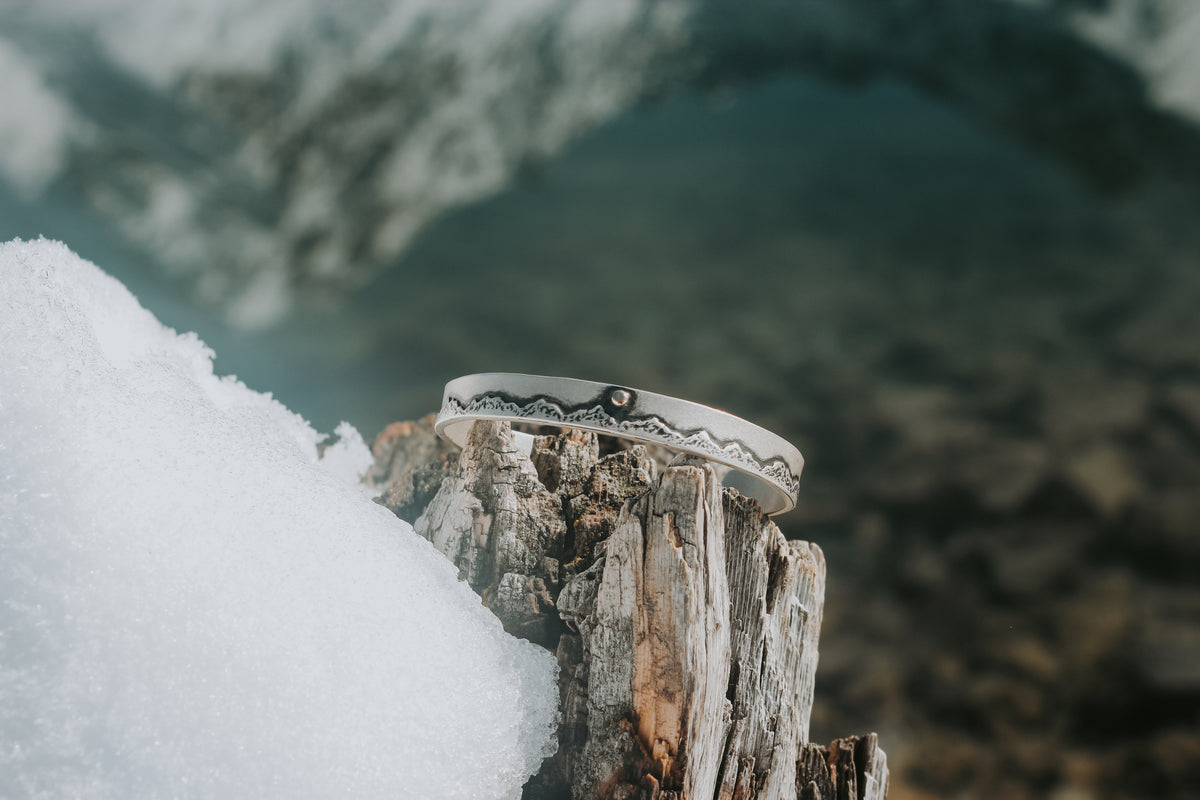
0;238;557;799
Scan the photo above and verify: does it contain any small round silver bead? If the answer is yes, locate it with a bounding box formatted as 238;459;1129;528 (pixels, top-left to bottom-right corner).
610;389;631;407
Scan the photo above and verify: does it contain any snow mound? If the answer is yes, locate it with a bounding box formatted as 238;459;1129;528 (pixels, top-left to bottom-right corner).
0;238;557;799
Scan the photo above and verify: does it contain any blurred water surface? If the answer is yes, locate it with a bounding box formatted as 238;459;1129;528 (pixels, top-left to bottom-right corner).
13;74;1168;437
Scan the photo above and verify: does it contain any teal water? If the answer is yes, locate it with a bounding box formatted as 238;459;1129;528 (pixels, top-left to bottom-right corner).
3;75;1179;438
7;73;1191;496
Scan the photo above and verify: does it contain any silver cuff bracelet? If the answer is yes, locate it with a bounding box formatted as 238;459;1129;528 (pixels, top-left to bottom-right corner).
434;373;804;515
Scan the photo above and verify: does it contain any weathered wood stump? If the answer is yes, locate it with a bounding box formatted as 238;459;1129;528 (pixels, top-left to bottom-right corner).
371;415;888;800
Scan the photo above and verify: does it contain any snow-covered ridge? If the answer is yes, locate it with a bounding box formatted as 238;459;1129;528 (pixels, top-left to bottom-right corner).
1;0;1198;326
0;37;84;195
1064;0;1200;123
0;238;558;799
0;0;691;326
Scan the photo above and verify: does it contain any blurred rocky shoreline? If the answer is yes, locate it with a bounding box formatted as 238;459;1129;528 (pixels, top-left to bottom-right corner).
779;267;1200;799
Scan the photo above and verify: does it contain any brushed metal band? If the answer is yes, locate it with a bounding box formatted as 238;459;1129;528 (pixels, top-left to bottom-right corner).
434;373;804;515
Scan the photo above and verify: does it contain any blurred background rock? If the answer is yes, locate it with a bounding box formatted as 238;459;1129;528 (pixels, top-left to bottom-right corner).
2;1;1197;798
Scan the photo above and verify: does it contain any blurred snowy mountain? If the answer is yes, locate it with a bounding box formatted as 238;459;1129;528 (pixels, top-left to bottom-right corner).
2;0;1200;326
0;0;691;326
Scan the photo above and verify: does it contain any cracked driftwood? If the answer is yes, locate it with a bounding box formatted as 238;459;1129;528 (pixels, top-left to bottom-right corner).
372;415;889;800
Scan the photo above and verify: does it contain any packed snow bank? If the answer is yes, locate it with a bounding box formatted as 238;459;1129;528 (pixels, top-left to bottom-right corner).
0;239;557;799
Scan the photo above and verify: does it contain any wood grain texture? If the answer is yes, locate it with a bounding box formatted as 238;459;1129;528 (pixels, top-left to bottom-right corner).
413;419;565;645
382;419;888;799
563;457;733;799
797;735;888;800
718;492;826;800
